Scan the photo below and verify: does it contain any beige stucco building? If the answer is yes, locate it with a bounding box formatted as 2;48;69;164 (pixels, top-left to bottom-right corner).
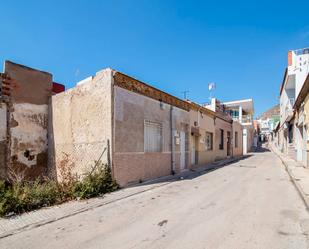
51;68;245;186
0;61;248;186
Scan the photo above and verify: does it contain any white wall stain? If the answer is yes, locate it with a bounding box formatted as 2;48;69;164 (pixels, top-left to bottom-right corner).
10;103;48;167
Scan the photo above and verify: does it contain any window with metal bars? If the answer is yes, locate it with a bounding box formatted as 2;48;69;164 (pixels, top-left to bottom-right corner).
144;120;163;152
205;132;213;150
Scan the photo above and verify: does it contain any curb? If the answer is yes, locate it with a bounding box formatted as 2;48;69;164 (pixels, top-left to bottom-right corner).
0;155;243;239
0;180;173;239
269;145;309;211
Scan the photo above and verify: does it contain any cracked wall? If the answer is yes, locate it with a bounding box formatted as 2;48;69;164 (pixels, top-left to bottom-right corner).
51;68;113;181
4;61;52;180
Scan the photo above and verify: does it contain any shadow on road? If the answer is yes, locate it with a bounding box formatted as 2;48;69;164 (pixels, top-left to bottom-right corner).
253;145;270;153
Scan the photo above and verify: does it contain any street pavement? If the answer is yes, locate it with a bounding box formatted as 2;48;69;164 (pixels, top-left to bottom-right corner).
1;148;309;249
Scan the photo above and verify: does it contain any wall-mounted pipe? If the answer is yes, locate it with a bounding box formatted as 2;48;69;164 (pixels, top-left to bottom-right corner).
170;105;175;174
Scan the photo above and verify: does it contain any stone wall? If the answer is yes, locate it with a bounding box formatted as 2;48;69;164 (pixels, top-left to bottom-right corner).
50;69;113;181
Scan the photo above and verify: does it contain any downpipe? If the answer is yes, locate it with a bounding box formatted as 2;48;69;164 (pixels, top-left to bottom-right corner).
170;105;175;174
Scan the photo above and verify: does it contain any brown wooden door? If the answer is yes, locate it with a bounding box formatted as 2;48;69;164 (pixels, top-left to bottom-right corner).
227;131;231;156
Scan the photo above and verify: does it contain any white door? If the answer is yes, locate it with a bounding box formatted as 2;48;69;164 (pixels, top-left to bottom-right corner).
191;135;196;165
243;129;247;155
180;131;186;170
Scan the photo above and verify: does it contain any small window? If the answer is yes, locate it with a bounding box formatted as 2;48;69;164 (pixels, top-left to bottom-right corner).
219;129;224;150
144;120;163;152
205;132;213;150
235;132;238;148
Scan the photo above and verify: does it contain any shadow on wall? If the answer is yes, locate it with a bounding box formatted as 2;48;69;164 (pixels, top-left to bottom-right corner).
125;154;254;189
47;97;57;180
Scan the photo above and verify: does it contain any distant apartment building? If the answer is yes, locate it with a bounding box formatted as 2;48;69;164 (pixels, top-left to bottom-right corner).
206;98;255;154
278;48;309;161
255;105;280;141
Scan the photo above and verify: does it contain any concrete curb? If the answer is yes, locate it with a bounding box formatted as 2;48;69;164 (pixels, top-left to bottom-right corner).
269;145;309;211
0;181;173;239
0;155;243;239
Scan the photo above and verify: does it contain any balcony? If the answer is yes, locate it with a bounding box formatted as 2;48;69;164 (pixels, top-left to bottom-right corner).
285;98;295;121
231;115;252;124
241;115;252;124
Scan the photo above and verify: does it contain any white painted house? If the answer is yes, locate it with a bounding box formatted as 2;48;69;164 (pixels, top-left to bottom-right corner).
279;48;309;161
206;98;255;154
222;99;255;154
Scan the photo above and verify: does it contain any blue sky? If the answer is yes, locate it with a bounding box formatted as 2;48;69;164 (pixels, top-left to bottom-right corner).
1;0;308;116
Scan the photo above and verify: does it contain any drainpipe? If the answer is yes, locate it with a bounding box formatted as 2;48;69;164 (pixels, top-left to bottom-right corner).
231;120;234;157
170;105;175;174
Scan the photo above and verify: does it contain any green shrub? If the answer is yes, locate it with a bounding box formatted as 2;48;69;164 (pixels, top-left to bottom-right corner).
72;165;118;199
0;180;60;216
0;164;118;217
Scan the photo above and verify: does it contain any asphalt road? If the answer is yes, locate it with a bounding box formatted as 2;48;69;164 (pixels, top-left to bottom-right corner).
2;148;309;249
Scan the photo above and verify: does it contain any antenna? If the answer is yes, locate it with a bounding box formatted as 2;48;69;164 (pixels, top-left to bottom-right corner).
181;90;189;100
208;82;216;101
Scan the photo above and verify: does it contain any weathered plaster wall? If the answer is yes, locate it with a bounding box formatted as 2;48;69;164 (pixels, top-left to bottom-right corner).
113;86;190;186
305;94;309;167
232;121;243;157
4;61;52;179
214;118;233;161
189;110;216;165
10;103;48;177
51;69;113;181
0;102;7;179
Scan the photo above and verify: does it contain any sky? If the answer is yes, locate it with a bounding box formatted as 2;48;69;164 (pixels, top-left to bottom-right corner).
1;0;309;116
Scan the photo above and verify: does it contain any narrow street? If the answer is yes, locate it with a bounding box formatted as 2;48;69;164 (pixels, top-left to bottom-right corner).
2;149;309;249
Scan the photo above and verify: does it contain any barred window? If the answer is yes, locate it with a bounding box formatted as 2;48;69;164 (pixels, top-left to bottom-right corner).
205;132;213;150
144;120;163;152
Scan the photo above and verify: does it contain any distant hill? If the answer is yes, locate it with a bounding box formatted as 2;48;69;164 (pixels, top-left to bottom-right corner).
258;104;280;120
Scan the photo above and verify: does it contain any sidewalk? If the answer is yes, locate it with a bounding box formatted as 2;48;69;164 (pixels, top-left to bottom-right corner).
270;143;309;210
0;155;243;239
